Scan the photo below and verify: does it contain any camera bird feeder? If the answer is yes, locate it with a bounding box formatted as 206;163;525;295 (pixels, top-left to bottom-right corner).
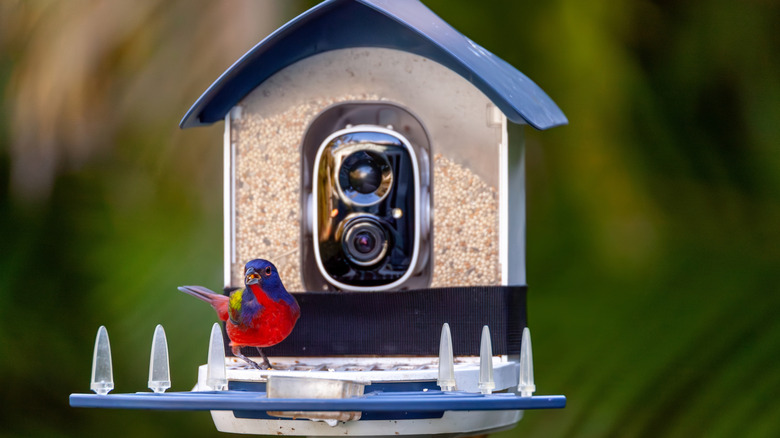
70;1;567;436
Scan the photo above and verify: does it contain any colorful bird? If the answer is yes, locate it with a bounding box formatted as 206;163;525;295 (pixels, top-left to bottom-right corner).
178;259;300;370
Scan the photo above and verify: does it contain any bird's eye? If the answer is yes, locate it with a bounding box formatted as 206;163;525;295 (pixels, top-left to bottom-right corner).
264;266;272;277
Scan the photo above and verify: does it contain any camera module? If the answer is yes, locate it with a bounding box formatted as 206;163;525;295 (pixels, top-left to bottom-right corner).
341;216;388;266
311;126;421;290
301;102;433;292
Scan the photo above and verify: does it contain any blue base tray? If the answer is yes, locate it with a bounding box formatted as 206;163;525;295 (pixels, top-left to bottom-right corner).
70;390;566;412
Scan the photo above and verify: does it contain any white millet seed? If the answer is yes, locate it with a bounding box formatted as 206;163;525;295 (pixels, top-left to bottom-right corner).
231;98;501;290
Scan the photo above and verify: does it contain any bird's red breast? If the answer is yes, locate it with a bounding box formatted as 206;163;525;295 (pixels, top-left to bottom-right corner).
226;283;300;348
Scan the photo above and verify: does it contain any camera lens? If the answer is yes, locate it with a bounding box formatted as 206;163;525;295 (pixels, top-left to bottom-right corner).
338;150;392;205
348;158;382;194
353;230;376;254
342;217;388;266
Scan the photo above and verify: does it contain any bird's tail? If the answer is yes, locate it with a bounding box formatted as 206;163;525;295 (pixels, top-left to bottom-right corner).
178;285;230;322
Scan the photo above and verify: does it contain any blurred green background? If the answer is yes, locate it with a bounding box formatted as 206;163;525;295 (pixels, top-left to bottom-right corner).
1;0;778;437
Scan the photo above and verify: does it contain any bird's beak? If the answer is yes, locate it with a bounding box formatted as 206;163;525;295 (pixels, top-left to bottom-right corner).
245;267;261;285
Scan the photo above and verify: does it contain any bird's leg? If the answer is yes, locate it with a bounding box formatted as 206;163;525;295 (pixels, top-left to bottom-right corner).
258;348;274;370
231;346;267;371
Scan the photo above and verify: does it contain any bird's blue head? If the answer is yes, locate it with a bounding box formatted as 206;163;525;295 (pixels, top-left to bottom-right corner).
244;259;292;303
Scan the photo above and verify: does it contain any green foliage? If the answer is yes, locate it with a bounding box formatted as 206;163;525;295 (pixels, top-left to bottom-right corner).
1;0;778;437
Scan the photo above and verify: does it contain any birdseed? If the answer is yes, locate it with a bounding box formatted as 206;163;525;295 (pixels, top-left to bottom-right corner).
430;154;500;287
231;97;500;291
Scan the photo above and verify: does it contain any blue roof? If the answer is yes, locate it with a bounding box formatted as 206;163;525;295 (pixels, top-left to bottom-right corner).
180;0;567;130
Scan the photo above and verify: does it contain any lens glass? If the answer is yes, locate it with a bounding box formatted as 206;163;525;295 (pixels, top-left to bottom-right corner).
338;150;392;205
348;158;382;194
342;217;388;266
353;231;376;254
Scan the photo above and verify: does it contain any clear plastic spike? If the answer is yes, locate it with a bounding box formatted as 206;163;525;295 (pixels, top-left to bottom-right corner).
518;327;536;397
207;323;228;391
148;324;171;393
90;325;114;395
478;325;495;394
437;323;456;391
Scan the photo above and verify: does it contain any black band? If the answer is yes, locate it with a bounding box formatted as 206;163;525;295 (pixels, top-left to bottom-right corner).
229;286;527;357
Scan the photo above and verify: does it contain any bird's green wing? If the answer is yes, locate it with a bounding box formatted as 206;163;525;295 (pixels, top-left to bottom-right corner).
228;288;243;326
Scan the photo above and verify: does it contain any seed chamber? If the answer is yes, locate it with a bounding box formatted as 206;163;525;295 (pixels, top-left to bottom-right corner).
227;48;518;291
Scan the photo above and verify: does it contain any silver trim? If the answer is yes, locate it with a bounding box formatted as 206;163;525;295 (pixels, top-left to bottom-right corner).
224;107;240;288
498;111;509;285
223;112;232;288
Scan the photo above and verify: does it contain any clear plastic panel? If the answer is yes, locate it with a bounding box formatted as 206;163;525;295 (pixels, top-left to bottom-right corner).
230;48;506;291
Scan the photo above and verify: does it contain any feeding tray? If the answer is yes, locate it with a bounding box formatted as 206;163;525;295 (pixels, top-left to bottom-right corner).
266;376;365;422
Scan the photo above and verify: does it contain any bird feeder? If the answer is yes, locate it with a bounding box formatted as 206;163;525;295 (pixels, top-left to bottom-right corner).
183;4;567;293
70;1;567;436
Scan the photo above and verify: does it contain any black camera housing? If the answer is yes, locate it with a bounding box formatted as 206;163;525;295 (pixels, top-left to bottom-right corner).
300;103;432;291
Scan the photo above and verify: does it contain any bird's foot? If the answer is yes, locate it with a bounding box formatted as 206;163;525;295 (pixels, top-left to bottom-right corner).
232;346;273;370
259;349;274;370
241;356;268;371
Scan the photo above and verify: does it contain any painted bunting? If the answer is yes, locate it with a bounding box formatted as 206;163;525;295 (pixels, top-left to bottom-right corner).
178;259;300;370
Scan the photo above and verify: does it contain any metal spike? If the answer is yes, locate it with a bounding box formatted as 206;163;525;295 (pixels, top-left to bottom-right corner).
90;326;114;395
148;324;171;393
206;323;228;391
518;327;536;397
478;325;495;394
437;323;456;391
